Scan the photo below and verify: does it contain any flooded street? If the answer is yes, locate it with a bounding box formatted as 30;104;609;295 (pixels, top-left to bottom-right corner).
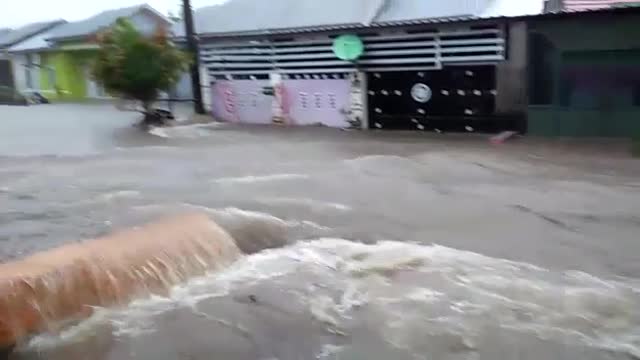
1;104;640;360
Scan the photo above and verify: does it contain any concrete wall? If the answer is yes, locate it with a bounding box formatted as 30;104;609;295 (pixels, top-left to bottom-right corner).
173;72;193;100
529;106;640;137
529;13;640;52
496;21;528;120
170;66;212;112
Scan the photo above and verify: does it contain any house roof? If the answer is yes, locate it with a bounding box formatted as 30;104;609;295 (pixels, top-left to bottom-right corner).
176;0;384;37
374;0;484;23
173;0;545;37
7;23;68;53
0;20;65;49
562;0;640;11
46;4;167;41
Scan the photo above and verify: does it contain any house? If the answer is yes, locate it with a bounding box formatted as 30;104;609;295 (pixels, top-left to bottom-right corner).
17;4;170;100
527;3;640;137
6;21;67;95
175;0;543;130
0;21;63;89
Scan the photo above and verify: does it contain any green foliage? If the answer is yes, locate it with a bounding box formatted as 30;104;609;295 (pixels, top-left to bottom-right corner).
92;18;190;110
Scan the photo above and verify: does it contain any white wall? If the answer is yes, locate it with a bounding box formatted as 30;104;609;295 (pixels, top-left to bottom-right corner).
171;68;212;112
201;65;211;112
173;72;193;100
10;53;40;93
10;54;27;92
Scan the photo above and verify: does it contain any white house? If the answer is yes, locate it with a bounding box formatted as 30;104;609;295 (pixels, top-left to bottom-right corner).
0;20;65;91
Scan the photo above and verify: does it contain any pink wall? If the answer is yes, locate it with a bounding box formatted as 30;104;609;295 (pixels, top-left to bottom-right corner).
211;78;352;128
283;79;351;128
211;80;273;124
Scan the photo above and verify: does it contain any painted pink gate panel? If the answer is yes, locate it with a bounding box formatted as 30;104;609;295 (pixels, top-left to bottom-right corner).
283;79;351;128
211;80;273;124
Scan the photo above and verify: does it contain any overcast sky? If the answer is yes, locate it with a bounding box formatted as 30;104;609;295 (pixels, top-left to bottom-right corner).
0;0;226;28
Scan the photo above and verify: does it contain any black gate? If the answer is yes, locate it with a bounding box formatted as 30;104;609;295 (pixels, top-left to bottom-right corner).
367;66;509;132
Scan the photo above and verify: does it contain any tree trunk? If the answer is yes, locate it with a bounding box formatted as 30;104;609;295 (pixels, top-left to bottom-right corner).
140;101;161;127
138;101;175;129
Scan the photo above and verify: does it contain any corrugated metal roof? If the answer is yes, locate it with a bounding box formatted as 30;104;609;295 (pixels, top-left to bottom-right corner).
175;0;545;37
174;0;384;37
46;4;162;41
374;0;486;23
0;20;65;49
563;0;640;11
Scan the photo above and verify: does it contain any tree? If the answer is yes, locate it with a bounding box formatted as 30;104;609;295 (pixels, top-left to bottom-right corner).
92;18;190;126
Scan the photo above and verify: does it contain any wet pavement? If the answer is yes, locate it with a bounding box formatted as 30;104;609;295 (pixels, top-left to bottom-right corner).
1;103;640;359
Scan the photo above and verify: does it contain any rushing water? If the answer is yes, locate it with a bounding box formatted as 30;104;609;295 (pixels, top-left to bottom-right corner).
1;104;640;359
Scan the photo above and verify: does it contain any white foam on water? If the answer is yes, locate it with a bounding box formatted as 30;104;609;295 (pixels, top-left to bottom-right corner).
97;190;141;202
147;127;169;138
147;123;224;139
212;174;310;185
256;197;352;212
22;239;640;358
24;308;113;350
316;344;344;359
183;205;331;232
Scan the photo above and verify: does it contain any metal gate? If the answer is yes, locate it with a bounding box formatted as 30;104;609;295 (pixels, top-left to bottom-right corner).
367;65;501;131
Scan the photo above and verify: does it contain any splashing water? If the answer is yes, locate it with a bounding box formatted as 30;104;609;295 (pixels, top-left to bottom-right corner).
16;238;640;360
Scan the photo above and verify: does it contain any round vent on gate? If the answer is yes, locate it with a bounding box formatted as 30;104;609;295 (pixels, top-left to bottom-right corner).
411;83;432;103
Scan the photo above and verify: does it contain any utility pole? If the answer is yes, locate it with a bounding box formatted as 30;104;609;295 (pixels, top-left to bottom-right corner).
182;0;205;114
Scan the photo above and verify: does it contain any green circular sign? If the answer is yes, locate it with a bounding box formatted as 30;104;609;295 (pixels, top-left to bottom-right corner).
333;34;364;61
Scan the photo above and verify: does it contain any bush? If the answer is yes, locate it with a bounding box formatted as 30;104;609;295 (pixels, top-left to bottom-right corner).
92;18;190;124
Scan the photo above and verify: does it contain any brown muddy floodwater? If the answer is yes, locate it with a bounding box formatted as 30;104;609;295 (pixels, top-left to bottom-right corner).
1;104;640;360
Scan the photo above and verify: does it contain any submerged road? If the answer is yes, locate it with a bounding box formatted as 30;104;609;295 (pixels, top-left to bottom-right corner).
1;103;639;360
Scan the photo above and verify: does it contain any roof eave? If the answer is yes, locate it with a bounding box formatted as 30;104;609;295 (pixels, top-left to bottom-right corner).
8;46;50;54
194;15;500;40
46;34;90;43
0;20;66;50
196;23;365;39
